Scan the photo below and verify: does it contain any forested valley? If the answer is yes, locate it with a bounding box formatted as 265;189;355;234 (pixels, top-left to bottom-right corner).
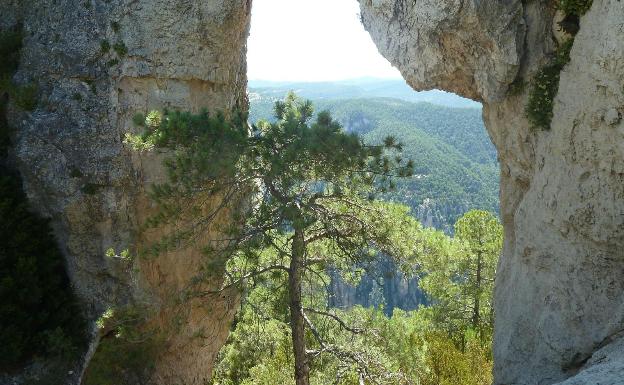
202;82;502;385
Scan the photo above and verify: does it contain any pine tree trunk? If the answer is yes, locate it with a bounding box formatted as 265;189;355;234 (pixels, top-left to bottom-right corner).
472;250;482;333
289;227;310;385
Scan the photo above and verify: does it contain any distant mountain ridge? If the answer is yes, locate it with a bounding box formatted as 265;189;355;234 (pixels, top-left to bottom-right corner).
249;78;482;109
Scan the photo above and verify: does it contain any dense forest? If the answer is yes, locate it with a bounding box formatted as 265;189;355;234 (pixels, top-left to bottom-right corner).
210;209;501;385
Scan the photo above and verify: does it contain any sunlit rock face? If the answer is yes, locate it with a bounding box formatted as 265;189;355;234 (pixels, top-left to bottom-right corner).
358;0;525;103
1;1;250;384
360;0;624;384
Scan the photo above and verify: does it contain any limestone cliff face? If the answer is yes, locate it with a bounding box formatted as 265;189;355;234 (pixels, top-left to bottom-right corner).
1;0;250;384
359;0;624;384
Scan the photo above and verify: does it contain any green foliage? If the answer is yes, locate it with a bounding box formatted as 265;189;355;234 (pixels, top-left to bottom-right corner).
85;79;97;94
526;39;574;130
129;93;417;383
113;41;127;56
128;93;413;256
111;21;120;33
211;210;500;384
100;40;110;53
0;174;87;369
417;330;492;385
212;287;294;385
84;306;161;385
104;247;132;261
419;210;502;343
556;0;593;16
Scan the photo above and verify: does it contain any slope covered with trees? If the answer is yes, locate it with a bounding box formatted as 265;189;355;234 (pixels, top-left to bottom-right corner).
250;83;499;318
249;88;498;234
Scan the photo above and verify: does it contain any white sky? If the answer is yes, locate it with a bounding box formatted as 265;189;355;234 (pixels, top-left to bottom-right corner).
246;0;402;82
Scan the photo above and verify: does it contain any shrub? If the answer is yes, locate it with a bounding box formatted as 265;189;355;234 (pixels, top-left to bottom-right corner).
83;306;161;385
113;41;127;56
100;40;110;53
556;0;593;16
106;58;119;67
526;39;573;130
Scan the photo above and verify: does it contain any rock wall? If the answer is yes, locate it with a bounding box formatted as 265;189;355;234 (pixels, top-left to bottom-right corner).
1;0;250;384
4;0;623;383
359;0;624;384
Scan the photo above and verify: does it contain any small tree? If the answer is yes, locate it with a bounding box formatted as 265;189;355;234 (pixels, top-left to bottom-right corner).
419;210;502;346
128;93;416;385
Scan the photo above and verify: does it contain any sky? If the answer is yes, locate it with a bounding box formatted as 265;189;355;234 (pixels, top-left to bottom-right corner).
246;0;402;82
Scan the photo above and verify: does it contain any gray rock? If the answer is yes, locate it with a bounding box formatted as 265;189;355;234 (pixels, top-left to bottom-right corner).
554;334;624;385
358;0;525;102
359;0;624;384
2;1;250;384
605;108;621;126
4;0;624;384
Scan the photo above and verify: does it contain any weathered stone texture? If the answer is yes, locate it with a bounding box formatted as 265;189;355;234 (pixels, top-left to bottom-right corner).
360;0;624;384
2;0;250;384
359;0;525;102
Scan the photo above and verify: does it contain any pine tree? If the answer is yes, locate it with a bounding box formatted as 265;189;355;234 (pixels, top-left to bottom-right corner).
418;210;502;346
128;92;416;384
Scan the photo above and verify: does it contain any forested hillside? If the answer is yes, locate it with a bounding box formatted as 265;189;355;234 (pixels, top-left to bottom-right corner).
247;82;499;321
249;85;498;233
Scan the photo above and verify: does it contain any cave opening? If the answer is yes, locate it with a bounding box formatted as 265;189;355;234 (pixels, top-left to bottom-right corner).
209;0;500;383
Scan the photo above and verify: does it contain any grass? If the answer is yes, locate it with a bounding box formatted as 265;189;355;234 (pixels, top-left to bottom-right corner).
100;40;110;53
